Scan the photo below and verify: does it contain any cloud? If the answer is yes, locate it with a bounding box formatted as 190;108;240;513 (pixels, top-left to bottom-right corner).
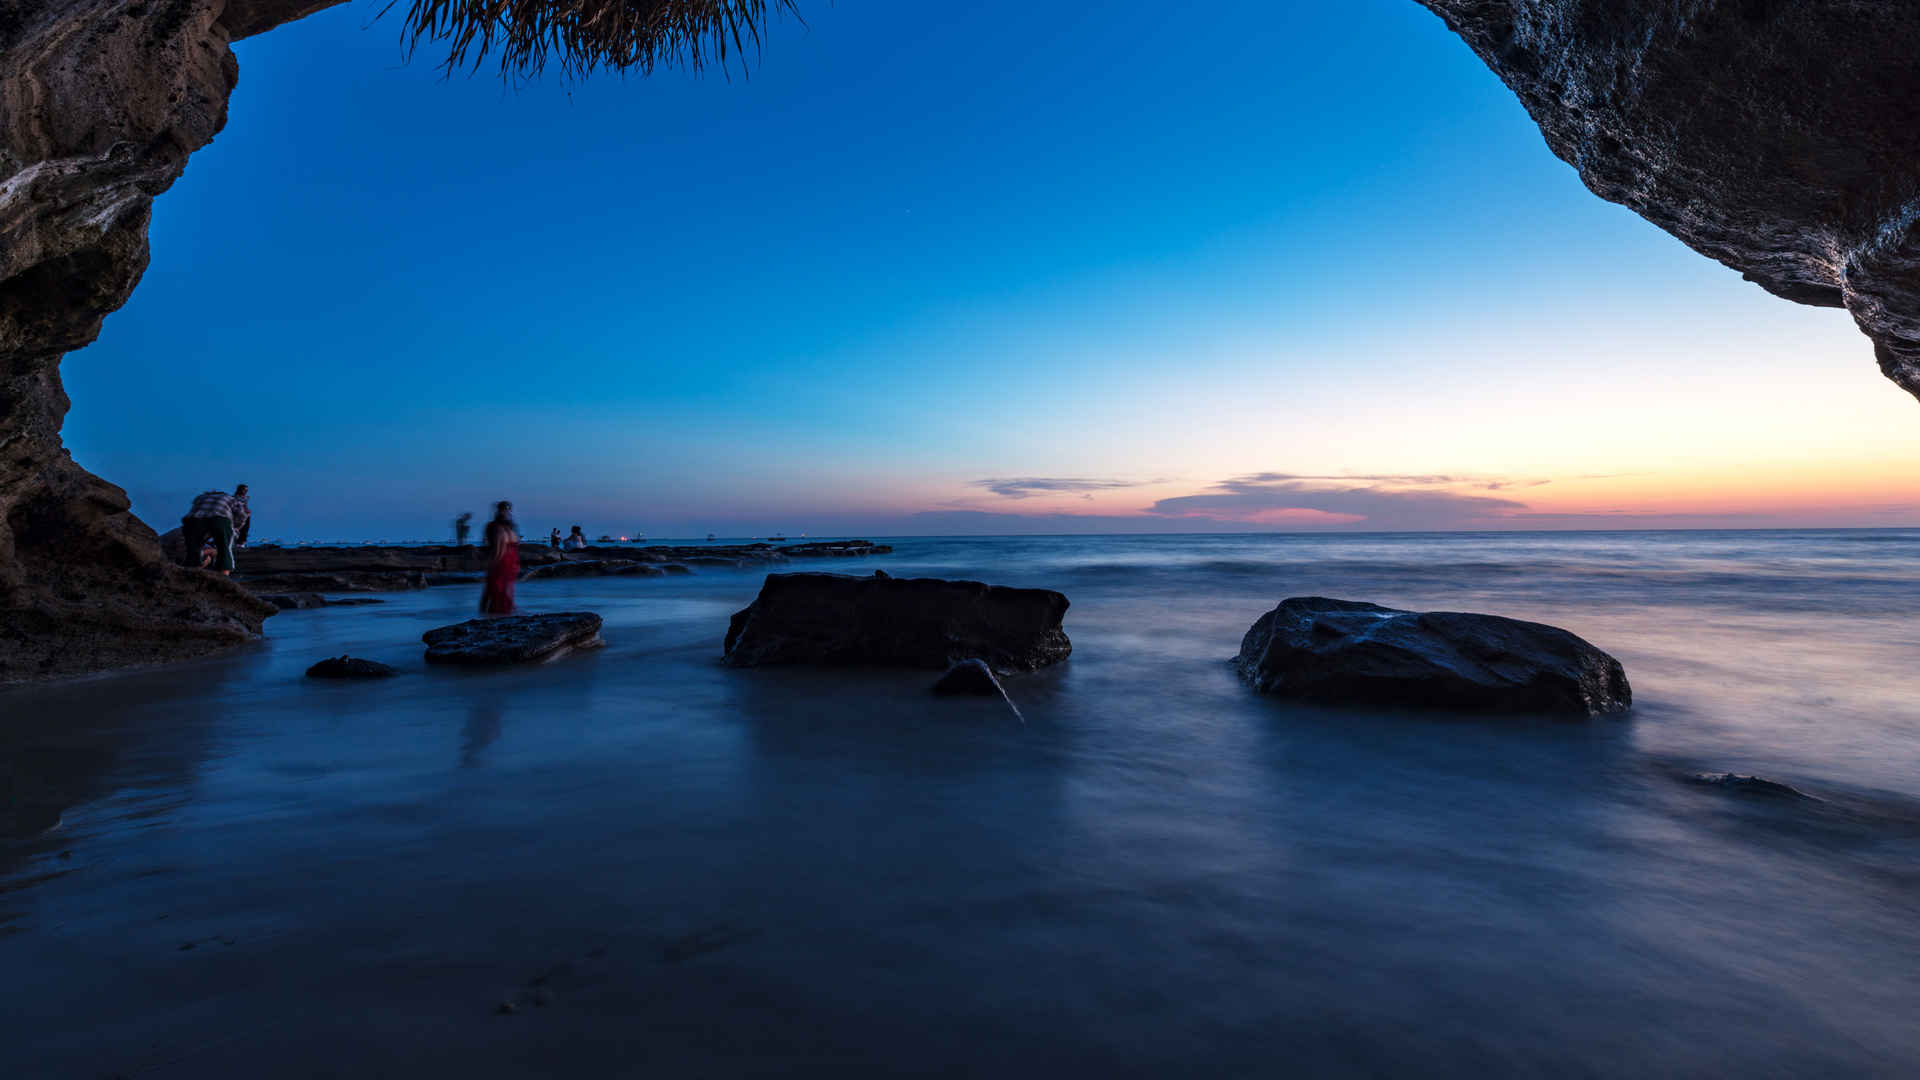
974;476;1164;499
1148;474;1527;529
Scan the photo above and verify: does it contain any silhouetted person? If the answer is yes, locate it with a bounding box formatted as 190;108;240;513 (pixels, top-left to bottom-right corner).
564;525;588;551
231;483;252;548
181;490;239;576
455;512;473;546
480;501;518;616
549;527;563;550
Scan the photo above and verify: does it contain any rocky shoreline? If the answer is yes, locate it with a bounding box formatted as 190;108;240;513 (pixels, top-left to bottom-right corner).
224;539;892;596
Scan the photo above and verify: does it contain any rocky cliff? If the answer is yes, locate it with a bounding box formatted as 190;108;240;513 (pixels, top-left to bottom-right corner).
0;0;323;681
2;0;1918;681
1416;0;1920;400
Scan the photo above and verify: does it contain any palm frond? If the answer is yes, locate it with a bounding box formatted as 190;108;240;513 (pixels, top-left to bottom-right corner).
388;0;800;81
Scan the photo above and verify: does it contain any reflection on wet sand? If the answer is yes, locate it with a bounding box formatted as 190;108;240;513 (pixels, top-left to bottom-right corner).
462;705;503;768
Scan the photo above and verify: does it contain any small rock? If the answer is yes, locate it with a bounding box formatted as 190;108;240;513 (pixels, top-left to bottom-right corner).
1686;772;1813;799
305;656;398;679
496;1001;518;1016
932;658;1003;696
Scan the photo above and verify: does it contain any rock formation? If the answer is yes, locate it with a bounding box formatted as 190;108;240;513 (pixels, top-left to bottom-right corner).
1415;1;1920;400
422;612;605;665
1233;596;1631;717
0;0;335;682
305;654;397;678
723;572;1071;672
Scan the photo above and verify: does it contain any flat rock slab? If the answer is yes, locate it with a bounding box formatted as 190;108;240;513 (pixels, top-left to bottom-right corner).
1233;597;1630;718
306;656;398;679
723;572;1070;673
422;613;604;666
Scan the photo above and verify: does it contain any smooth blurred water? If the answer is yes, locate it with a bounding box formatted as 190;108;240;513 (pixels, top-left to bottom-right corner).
3;530;1918;1077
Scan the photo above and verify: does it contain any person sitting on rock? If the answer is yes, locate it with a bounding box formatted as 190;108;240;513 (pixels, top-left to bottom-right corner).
180;489;239;575
564;525;588;551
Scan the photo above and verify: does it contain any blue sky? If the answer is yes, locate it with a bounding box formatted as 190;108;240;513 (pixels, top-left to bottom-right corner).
62;0;1920;540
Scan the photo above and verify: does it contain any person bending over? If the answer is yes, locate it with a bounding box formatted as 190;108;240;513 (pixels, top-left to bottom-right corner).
181;489;239;576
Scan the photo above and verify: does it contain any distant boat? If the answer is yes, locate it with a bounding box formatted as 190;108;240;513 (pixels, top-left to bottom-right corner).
706;533;716;542
598;535;613;542
766;535;788;542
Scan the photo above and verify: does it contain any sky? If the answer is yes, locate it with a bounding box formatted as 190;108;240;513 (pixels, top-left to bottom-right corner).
60;0;1920;540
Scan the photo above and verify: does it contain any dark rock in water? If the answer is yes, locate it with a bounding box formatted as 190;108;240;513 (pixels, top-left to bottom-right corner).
424;572;486;587
1233;597;1630;718
305;656;398;679
1685;772;1813;800
723;573;1071;673
263;593;327;611
422;613;605;666
932;658;1004;696
1419;1;1920;400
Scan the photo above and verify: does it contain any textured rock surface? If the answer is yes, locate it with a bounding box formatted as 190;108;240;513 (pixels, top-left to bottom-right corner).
422;612;605;666
0;0;336;682
1417;0;1920;399
723;572;1071;673
305;655;397;679
1233;597;1630;717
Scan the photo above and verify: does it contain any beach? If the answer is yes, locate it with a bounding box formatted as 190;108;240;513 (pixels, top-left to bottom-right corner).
4;530;1919;1076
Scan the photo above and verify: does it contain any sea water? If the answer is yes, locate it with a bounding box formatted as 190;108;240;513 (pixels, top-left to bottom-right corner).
3;531;1917;1076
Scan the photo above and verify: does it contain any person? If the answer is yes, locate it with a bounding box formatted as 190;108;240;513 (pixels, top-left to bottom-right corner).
564;525;588;551
230;483;252;548
480;501;518;615
549;527;562;550
180;489;239;575
454;512;473;546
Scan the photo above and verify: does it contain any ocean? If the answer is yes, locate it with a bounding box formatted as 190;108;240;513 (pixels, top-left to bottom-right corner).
4;530;1918;1076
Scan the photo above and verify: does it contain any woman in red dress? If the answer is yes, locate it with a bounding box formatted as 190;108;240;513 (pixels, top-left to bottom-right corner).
480;500;519;615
